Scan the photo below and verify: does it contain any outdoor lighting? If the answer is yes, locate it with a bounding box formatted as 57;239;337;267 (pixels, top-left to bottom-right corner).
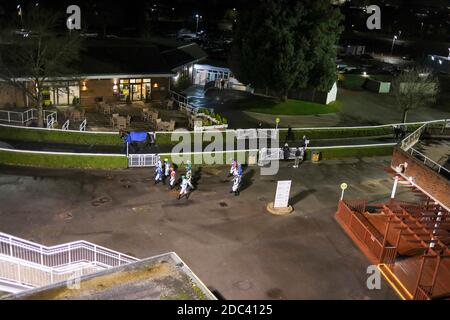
113;82;118;93
439;60;443;65
431;56;435;61
153;82;159;88
362;71;368;76
81;81;88;91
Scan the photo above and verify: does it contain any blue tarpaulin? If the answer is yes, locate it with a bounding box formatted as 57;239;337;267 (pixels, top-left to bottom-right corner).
125;132;148;144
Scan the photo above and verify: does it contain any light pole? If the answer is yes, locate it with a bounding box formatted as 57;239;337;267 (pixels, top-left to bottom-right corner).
195;14;202;33
390;35;398;56
17;4;23;30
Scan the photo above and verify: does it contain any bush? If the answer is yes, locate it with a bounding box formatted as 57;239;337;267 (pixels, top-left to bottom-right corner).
0;126;123;146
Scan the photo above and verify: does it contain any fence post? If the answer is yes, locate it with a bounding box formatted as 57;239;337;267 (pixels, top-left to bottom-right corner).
94;245;97;264
9;236;13;257
68;243;71;264
40;247;44;265
7;111;10;123
17;262;21;283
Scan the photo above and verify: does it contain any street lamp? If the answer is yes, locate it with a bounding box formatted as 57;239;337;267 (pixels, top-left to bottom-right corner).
17;4;23;30
195;14;202;33
390;35;398;56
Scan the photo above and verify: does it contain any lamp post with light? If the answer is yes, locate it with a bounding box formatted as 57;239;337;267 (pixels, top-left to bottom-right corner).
17;4;24;30
195;14;202;33
390;35;398;56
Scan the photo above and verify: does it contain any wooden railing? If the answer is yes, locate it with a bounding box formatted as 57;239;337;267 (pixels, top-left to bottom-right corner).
338;201;397;264
414;285;432;300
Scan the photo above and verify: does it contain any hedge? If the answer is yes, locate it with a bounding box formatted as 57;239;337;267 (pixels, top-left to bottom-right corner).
0;126;123;146
0;150;128;169
305;145;394;160
278;125;423;141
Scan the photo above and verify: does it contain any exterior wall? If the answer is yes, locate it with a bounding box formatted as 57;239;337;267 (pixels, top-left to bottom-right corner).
151;77;169;101
80;79;118;106
80;77;170;106
391;147;450;208
0;82;29;108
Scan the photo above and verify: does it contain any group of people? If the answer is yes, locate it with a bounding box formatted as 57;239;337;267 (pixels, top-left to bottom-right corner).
283;135;309;168
154;157;194;200
229;159;243;196
393;125;408;140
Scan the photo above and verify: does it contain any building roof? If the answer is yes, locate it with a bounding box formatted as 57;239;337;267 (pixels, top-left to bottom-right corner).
2;38;207;79
7;252;216;300
162;43;208;71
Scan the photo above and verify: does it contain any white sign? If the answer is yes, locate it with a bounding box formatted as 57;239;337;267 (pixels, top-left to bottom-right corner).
274;180;292;208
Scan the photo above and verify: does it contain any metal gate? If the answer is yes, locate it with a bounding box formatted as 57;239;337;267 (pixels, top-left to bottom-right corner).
128;154;159;168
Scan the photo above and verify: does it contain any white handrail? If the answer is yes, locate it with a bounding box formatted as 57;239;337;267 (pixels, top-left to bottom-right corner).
409;148;450;176
0;231;138;267
79;119;87;131
0;231;139;290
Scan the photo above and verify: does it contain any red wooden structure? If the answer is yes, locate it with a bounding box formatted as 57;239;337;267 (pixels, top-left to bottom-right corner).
336;176;450;300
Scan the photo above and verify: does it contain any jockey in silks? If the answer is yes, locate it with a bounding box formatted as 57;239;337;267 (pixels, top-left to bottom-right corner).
230;168;242;196
169;167;177;190
185;160;192;172
156;156;162;170
186;168;195;190
163;158;171;182
229;158;237;177
178;175;189;200
154;165;163;184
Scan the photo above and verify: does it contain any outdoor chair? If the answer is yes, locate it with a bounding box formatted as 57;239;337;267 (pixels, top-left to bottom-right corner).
126;115;132;126
117;117;127;130
111;113;119;127
142;108;149;121
103;104;112;115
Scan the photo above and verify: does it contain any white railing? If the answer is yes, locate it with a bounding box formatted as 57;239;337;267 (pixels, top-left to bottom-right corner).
79;119;87;131
400;123;427;151
0;231;139;291
408;148;450;176
0;109;58;126
62;120;70;131
169;90;188;105
128;154;159;167
0;255;101;289
0;232;138;268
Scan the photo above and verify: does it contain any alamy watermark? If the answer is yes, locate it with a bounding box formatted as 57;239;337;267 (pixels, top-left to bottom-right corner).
366;5;381;30
66;5;81;30
366;265;381;290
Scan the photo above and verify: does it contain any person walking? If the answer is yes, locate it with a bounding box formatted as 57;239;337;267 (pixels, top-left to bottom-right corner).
169;167;177;190
178;175;189;200
283;143;290;162
186;169;195;190
294;147;302;168
154;165;163;184
230;168;242;196
229;158;237;177
286;125;293;142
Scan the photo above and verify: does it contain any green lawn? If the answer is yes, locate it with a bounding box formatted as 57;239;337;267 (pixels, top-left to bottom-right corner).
339;74;393;91
237;96;340;115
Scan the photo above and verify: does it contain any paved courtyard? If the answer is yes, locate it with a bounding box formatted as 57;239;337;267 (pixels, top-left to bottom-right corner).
0;157;415;300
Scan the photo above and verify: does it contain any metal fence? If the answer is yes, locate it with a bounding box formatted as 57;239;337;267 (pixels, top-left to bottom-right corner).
128;154;159;167
0;109;58;126
408;148;450;176
0;231;139;289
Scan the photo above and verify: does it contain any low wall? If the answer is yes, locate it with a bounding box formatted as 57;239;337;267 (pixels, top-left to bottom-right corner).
391;147;450;208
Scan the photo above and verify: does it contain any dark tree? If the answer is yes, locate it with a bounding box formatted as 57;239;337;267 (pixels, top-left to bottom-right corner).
230;0;343;100
0;6;82;127
392;68;439;123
